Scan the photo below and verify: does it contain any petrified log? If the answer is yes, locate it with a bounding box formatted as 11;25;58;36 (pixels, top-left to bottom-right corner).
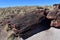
6;9;46;37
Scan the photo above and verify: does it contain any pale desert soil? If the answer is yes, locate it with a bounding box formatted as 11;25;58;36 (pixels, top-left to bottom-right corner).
26;27;60;40
0;27;60;40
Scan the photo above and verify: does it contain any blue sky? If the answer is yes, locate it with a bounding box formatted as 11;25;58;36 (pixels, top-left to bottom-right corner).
0;0;60;8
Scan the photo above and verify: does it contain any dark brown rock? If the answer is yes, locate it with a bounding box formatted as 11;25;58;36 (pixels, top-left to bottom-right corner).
53;4;60;9
6;9;46;37
50;12;60;27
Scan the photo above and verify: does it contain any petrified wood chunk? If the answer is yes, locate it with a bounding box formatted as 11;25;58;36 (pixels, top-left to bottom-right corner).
46;10;57;19
7;9;46;35
50;12;60;27
53;4;60;9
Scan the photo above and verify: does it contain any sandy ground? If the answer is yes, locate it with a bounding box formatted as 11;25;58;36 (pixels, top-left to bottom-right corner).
0;27;60;40
26;27;60;40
